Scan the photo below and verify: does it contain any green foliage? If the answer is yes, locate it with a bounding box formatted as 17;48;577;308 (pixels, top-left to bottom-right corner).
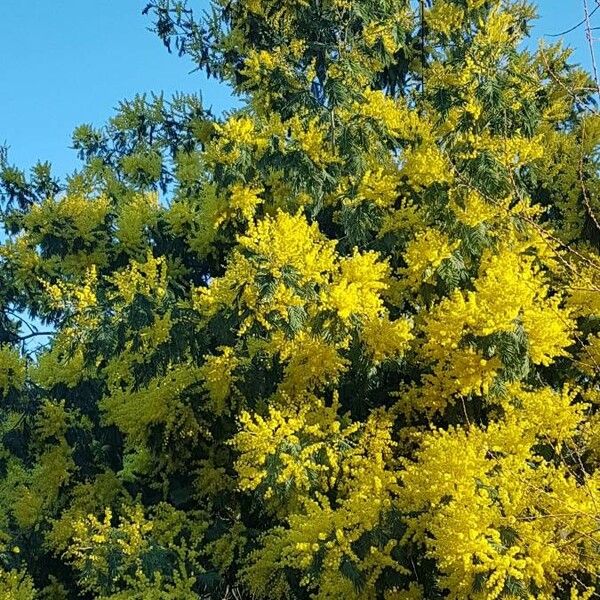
0;0;600;598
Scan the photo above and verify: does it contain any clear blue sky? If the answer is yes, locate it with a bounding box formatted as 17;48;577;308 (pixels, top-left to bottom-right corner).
0;0;237;178
0;0;594;180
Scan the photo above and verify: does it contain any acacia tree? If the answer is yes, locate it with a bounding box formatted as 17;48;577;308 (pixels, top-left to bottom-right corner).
1;0;600;598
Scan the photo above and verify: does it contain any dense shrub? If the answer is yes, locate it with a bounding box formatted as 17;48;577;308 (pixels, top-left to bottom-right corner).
1;0;600;597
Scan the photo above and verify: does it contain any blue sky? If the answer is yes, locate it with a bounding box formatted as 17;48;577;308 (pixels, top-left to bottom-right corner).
0;0;595;180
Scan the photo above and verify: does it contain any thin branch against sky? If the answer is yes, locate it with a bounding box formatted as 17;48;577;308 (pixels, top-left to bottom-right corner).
583;0;600;100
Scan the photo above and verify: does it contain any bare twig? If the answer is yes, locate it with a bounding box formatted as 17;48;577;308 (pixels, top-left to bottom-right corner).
546;4;600;37
18;331;55;342
584;0;600;100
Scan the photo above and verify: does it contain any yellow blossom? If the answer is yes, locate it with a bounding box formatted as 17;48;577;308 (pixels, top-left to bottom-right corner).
0;345;26;399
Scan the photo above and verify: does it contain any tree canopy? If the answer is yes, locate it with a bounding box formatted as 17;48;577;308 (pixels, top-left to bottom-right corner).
1;0;600;598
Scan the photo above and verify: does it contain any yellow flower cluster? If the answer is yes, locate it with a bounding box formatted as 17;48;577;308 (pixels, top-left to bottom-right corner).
0;344;25;399
233;395;360;510
328;249;390;321
209;116;259;164
476;6;516;50
360;316;413;363
241;409;401;600
401;143;454;188
3;192;113;292
34;400;70;441
41;264;98;329
0;569;36;600
110;251;168;305
401;229;459;288
521;293;575;365
363;22;399;54
115;192;159;254
194;211;410;396
289;116;338;166
400;384;593;600
273;331;349;395
426;1;464;37
64;503;206;597
8;441;74;529
24;194;110;244
228;183;264;222
377;199;423;236
422;244;573;363
352;167;401;209
449;189;498;226
101;361;202;447
478;132;545;168
355;90;422;139
33;344;86;389
199;346;239;415
400;242;576;415
238;210;337;285
215;115;255;146
242;49;280;83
